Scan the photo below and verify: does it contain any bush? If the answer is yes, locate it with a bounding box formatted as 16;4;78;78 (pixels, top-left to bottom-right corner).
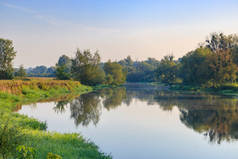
47;152;62;159
16;145;36;159
0;119;25;159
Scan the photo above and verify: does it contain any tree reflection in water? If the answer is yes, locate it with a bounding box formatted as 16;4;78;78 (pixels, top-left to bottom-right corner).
53;84;238;144
154;91;238;144
53;87;127;127
70;92;102;126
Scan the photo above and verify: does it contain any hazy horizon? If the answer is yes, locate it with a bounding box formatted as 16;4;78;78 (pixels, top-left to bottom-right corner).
1;0;238;67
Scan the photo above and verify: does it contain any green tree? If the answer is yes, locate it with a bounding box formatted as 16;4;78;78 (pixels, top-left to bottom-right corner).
15;65;27;78
156;55;179;85
104;61;126;85
180;33;238;87
119;56;159;82
208;49;238;87
205;33;238;52
180;47;213;85
56;65;71;80
55;55;72;80
0;38;16;79
71;49;105;85
204;33;238;87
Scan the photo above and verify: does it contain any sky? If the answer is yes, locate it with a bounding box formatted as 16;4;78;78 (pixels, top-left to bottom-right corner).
1;0;238;67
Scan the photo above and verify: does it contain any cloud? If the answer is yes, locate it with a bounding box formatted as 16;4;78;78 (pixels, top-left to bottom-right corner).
1;2;122;35
2;3;36;14
1;2;58;25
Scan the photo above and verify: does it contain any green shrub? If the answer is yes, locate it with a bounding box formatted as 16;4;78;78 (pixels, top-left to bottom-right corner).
16;145;36;159
0;119;25;159
47;152;62;159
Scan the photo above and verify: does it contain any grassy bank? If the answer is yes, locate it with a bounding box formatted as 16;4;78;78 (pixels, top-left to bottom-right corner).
170;83;238;96
0;79;112;159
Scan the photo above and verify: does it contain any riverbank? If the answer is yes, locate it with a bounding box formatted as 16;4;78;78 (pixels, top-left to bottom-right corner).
0;79;112;159
169;83;238;96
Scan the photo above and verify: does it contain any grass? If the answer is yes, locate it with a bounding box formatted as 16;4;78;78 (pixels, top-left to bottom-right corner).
24;131;111;159
0;78;112;159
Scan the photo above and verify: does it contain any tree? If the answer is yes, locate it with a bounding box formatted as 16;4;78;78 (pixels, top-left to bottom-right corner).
205;33;238;52
0;38;16;79
34;66;47;74
56;65;71;80
104;61;126;85
57;55;72;67
55;55;72;80
208;49;238;87
71;49;105;85
26;66;56;77
15;65;26;78
205;33;238;87
179;33;238;87
180;47;213;85
156;55;179;85
119;57;159;82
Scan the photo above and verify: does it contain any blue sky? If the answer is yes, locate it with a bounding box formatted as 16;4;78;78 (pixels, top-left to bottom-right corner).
1;0;238;67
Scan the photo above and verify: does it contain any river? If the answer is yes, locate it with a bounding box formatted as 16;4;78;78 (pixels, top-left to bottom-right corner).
18;83;238;159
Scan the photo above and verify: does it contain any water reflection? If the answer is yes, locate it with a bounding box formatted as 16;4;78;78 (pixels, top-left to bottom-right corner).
152;91;238;144
53;84;238;144
53;88;127;126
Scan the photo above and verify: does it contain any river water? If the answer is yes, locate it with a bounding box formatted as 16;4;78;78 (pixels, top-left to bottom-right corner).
18;83;238;159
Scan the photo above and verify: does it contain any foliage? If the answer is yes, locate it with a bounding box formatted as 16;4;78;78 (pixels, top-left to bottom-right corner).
0;38;16;79
55;55;72;80
26;66;56;77
57;55;72;67
47;152;62;159
15;65;27;78
156;55;180;85
72;49;105;86
180;47;213;85
16;145;36;159
178;33;238;87
56;65;71;80
205;32;238;52
153;33;238;88
104;60;126;85
0;118;25;159
119;56;159;82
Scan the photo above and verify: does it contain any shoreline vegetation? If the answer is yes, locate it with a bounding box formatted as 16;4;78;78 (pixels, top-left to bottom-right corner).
171;84;238;97
138;82;238;96
0;78;112;159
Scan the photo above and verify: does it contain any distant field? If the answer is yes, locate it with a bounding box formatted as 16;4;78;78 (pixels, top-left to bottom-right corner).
13;77;55;80
0;78;82;95
26;77;55;80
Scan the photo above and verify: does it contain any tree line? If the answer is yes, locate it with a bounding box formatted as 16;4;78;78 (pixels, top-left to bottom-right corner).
55;49;127;85
1;32;238;88
0;38;127;86
156;33;238;87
